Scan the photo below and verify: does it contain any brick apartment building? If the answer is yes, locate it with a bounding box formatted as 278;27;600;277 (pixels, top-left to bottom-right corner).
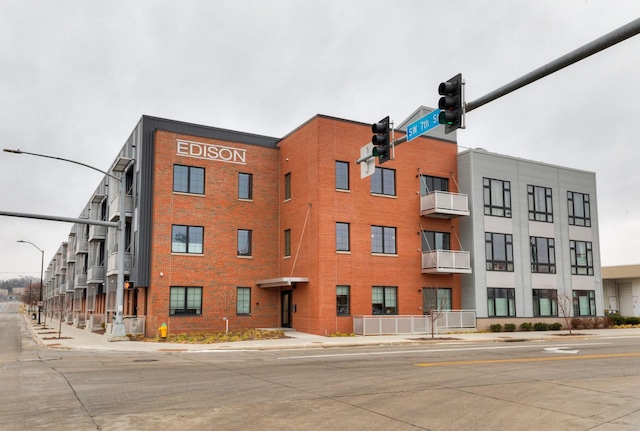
43;113;470;337
42;110;603;337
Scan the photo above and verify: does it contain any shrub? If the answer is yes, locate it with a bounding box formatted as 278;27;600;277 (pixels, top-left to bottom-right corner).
625;316;640;326
549;322;562;330
533;322;549;331
519;322;533;331
503;323;516;332
489;323;503;332
570;317;583;329
608;315;625;326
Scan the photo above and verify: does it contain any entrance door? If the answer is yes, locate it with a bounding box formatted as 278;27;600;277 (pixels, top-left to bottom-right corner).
281;290;292;328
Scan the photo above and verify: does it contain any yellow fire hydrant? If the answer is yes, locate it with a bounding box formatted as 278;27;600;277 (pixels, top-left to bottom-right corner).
158;322;168;339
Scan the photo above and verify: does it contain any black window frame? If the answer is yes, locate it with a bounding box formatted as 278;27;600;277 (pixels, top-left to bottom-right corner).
169;286;203;316
171;225;204;254
371;225;397;255
568;191;591;227
336;161;349;191
337;285;350;316
528;185;553;222
336;222;350;252
237;229;252;257
422;231;451;251
284;172;291;200
485;232;514;271
284;229;291;257
173;165;205;195
573;290;596;316
570;240;594;275
370;167;396;196
483;177;512;217
487;288;516;317
530;236;556;273
423;287;452;314
238;172;253;200
372;286;398;315
236;287;251;315
419;174;449;195
533;289;558;317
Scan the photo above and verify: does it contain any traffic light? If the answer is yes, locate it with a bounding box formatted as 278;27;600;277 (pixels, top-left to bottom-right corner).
124;281;135;290
371;116;391;164
438;73;464;134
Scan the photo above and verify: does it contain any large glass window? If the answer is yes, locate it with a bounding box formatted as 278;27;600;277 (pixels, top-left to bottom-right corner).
171;225;204;254
487;288;516;317
423;287;452;314
237;229;252;256
483;178;511;217
570;240;594;275
568;191;591;227
485;232;514;271
530;237;556;273
237;287;251;315
419;175;448;195
238;173;253;200
336;161;349;191
573;290;596;316
372;286;397;315
337;285;350;315
533;289;558;317
173;165;205;194
284;229;291;257
422;231;450;251
371;167;396;196
170;287;202;315
284;172;291;200
528;185;553;222
336;222;350;252
371;226;396;254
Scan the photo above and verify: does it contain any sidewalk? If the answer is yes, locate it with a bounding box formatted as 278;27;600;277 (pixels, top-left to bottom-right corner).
23;314;640;353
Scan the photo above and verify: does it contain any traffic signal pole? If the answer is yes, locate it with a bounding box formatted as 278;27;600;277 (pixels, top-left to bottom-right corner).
466;17;640;113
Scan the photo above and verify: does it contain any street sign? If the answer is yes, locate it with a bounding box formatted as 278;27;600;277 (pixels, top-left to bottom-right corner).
360;143;375;178
406;109;442;142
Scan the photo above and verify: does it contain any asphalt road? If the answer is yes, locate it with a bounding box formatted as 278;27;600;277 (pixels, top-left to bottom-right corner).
2;302;640;431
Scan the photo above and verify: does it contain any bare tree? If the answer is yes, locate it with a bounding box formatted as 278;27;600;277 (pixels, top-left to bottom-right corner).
557;291;574;335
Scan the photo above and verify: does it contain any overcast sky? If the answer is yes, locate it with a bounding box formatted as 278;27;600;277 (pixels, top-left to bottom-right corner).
1;0;639;281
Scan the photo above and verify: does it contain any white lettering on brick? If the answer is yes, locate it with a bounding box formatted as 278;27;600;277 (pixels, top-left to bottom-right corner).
176;139;247;165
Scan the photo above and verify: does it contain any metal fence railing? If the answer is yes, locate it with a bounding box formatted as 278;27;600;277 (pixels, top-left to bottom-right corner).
353;311;476;336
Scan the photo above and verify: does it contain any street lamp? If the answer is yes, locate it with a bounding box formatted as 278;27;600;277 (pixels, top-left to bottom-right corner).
5;148;131;341
17;240;44;325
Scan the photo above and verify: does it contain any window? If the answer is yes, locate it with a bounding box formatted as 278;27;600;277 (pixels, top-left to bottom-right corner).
568;191;591;227
237;229;252;256
570;240;594;275
370;167;396;196
237;287;251;315
238;173;253;200
528;185;553;222
284;172;291;200
423;287;452;314
533;289;558;317
530;237;556;273
173;165;204;194
337;285;350;315
573;290;596;316
483;178;511;217
487;288;516;317
419;175;448;195
336;222;350;252
170;287;202;315
284;229;291;257
422;231;450;251
371;226;396;254
372;286;397;315
485;232;514;271
336;161;349;191
171;225;204;254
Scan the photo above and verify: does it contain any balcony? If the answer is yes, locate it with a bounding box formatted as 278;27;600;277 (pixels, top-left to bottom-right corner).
106;251;131;276
76;238;89;254
420;191;470;218
421;250;472;274
75;273;87;289
108;194;133;221
87;266;105;284
88;225;107;242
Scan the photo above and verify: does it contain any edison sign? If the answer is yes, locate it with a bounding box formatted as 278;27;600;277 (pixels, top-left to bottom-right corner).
177;139;247;165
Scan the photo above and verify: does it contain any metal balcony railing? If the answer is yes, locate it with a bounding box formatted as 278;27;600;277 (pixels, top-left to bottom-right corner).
420;191;470;218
